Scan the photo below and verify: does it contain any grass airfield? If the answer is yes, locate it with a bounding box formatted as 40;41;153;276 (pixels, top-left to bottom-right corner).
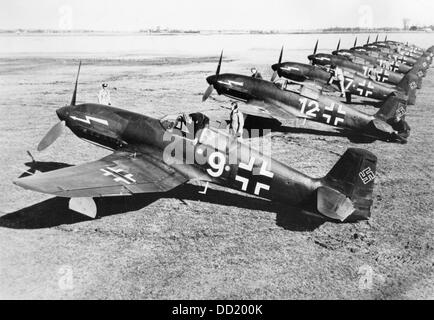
0;55;432;299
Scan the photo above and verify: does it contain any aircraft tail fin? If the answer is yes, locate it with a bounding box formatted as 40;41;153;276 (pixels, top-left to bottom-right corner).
319;149;377;222
411;59;428;82
375;93;407;122
397;71;418;105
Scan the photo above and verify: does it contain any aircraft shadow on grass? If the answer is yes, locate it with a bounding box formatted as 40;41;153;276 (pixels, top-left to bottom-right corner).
343;99;382;108
274;127;377;144
19;161;73;178
243;117;377;144
1;161;325;232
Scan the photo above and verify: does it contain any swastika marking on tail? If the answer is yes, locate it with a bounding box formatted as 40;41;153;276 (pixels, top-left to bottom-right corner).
359;167;375;185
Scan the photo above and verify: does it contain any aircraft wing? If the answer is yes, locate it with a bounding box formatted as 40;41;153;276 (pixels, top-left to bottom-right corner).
13;151;190;198
238;100;277;119
241;98;304;120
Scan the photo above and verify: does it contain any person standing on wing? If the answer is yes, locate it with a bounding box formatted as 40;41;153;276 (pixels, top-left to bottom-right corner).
98;83;111;106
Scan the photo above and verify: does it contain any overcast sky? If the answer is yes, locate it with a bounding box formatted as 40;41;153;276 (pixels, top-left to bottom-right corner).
1;0;434;31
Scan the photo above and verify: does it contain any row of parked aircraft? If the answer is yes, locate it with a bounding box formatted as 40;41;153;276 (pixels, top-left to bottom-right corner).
204;37;432;144
13;37;433;224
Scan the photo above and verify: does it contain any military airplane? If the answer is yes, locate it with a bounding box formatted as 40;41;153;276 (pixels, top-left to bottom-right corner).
380;40;434;57
352;38;432;69
362;44;432;67
307;42;420;104
333;38;417;75
352;44;421;69
13;62;378;223
203;52;409;143
364;38;431;60
271;46;414;104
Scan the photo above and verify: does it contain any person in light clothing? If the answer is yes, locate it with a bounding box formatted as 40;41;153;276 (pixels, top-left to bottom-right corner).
98;83;111;105
229;102;244;140
328;65;346;97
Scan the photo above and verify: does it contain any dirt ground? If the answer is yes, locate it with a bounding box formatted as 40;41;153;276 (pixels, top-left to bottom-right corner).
0;56;432;300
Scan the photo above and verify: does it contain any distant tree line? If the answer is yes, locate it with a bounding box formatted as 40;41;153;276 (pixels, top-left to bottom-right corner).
322;27;401;32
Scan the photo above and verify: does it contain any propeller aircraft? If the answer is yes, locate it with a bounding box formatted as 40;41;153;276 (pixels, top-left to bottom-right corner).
203;52;410;143
307;41;421;104
271;47;418;104
14;62;379;223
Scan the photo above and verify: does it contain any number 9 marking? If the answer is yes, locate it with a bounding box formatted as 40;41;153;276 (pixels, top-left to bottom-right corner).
207;152;226;177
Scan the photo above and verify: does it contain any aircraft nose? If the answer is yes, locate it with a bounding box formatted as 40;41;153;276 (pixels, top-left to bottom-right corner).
206;75;217;85
271;64;278;71
308;54;315;61
56;106;71;121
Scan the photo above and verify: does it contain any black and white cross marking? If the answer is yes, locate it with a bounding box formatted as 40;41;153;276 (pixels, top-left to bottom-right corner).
390;61;400;72
101;166;136;185
357;80;374;97
234;157;274;196
397;56;406;64
376;69;389;82
322;102;346;126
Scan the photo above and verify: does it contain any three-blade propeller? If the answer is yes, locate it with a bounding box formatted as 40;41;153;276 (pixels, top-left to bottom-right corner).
202;51;223;102
271;46;284;82
37;61;81;151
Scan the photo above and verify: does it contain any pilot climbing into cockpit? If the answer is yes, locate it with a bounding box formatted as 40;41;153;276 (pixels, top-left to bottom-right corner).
189;112;210;133
170;112;210;139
